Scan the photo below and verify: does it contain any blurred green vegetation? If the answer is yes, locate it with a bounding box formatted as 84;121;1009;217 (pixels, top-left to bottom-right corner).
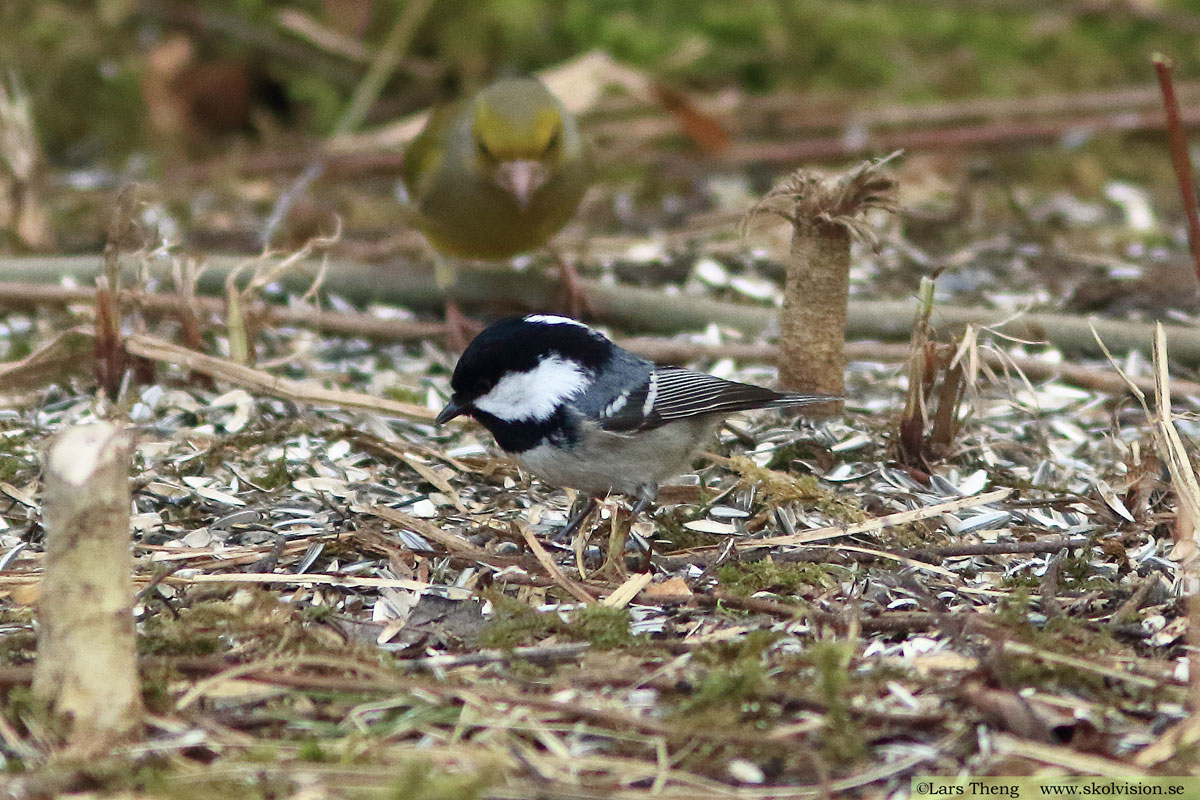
3;0;1200;163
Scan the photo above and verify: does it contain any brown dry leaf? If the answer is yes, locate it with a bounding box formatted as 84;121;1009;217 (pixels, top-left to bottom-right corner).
640;577;692;600
962;683;1071;742
336;50;657;152
652;84;731;155
0;328;93;392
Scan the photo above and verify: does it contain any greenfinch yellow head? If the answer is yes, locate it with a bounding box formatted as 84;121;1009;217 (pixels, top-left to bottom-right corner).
404;77;587;261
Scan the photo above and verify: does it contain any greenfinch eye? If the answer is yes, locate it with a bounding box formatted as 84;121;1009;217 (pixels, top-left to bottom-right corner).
476;139;494;160
544;129;561;154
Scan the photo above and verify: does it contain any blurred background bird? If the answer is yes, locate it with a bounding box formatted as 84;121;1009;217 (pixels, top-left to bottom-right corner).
403;76;589;347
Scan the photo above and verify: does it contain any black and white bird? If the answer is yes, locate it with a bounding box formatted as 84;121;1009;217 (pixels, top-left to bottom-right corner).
435;314;836;536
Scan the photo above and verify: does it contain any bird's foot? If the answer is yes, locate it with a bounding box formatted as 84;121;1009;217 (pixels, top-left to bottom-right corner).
556;496;598;543
443;300;481;352
554;255;594;320
630;484;657;518
597;486;658;579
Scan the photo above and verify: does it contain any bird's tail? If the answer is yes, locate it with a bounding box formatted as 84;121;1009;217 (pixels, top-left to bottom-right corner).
763;392;841;409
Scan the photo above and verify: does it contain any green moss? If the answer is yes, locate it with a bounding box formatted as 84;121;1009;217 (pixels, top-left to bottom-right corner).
1001;570;1042;590
3;334;33;363
0;630;36;665
810;639;866;761
0;429;36;484
138;611;224;658
479;596;639;650
3;685;68;742
138;665;176;715
478;596;560;649
981;605;1168;699
297;738;330;763
387;760;493;800
665;635;793;748
138;590;318;658
727;456;866;523
716;559;842;598
257;455;294;491
302;604;337;624
573;605;636;649
766;440;845;471
692;628;775;667
384;386;426;405
676;658;767;717
653;510;724;551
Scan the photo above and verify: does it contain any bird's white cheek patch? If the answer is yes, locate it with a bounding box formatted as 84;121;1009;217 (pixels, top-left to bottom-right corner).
474;355;586;421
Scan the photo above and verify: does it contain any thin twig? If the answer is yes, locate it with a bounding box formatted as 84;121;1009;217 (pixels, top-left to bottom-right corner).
520;526;597;604
677;487;1011;555
0;280;449;342
1109;573;1156;629
122;333;436;422
1153;54;1200;283
262;0;437;247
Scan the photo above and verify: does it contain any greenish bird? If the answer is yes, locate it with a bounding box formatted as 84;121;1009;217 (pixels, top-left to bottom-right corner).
403;77;589;342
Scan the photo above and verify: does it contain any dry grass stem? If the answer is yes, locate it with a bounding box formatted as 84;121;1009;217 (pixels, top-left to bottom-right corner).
124;333;435;421
520;525;597;604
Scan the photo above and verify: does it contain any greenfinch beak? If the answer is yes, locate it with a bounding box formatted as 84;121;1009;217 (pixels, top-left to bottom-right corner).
495;159;548;212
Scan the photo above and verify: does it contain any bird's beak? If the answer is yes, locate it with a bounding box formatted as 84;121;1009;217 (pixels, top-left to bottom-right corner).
435;398;466;425
495;159;548;212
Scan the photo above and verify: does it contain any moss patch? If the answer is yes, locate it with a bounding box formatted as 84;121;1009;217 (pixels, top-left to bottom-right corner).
479;596;640;650
717;559;843;598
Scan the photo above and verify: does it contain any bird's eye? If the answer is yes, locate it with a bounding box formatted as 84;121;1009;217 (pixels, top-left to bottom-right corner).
473;377;494;395
476;139;494;160
544;129;561;153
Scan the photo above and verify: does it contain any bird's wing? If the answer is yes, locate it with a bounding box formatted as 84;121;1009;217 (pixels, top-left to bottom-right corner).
598;366;830;433
402;103;462;197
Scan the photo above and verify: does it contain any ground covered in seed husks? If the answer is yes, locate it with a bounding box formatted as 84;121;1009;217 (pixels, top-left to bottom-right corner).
3;174;1200;797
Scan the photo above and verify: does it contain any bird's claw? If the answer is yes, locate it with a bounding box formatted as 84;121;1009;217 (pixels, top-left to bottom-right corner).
443;300;482;352
555;256;594;319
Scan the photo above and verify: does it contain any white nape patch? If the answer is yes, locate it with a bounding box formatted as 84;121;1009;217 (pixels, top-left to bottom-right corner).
642;371;659;416
474;355;587;421
524;314;589;329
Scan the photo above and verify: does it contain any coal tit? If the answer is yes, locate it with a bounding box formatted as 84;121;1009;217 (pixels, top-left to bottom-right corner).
436;314;835;533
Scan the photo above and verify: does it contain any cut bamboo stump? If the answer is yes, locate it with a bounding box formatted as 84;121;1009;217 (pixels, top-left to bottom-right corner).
33;422;142;754
779;221;852;400
748;152;900;410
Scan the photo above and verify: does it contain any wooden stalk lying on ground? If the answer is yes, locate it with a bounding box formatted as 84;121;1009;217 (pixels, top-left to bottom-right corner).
5;254;1200;363
33;422;142;755
747;152;899;404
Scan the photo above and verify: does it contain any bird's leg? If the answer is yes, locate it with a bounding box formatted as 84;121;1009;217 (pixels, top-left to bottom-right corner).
631;483;657;574
443;300;471;352
434;254;471;351
555;495;598;542
600;484;658;579
629;483;658;518
549;246;593;319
